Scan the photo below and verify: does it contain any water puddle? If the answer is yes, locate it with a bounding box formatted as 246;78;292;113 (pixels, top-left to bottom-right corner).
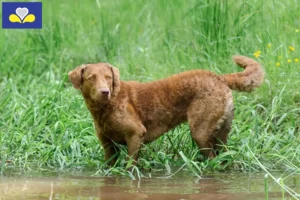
0;169;298;200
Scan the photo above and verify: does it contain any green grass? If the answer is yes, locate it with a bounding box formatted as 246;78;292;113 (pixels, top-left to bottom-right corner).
1;0;300;189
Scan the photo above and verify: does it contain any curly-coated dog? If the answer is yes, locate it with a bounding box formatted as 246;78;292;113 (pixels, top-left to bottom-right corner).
68;55;264;166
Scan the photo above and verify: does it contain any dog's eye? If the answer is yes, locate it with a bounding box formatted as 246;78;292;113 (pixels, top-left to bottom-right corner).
105;75;112;80
87;75;95;81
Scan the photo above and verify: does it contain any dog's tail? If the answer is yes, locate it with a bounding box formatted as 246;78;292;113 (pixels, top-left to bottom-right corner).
222;55;265;92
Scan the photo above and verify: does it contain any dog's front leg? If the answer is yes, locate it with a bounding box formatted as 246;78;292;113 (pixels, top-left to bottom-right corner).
98;133;118;166
125;134;144;166
123;119;146;168
112;105;147;168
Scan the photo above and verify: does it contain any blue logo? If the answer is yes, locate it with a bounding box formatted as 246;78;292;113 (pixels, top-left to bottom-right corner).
2;2;42;29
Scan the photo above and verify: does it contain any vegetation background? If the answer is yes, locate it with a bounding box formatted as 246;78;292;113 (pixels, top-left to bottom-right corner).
0;0;299;190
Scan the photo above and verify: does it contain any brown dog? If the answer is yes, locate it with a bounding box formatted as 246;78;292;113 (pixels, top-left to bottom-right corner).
68;55;264;166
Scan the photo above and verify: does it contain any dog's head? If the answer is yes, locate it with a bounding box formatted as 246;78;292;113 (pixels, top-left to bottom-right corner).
68;63;120;103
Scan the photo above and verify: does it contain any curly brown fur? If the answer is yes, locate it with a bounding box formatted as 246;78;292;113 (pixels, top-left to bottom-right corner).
68;55;264;166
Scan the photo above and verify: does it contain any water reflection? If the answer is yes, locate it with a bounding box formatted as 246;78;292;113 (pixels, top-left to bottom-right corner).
0;170;296;200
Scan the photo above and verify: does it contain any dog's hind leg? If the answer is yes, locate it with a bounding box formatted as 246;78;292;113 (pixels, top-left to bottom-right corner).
210;91;234;155
187;94;232;159
213;102;234;155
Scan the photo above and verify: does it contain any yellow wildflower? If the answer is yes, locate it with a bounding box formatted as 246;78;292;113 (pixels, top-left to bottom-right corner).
276;62;280;66
287;59;292;63
295;58;299;62
253;50;261;58
296;29;299;33
267;44;272;48
289;46;295;51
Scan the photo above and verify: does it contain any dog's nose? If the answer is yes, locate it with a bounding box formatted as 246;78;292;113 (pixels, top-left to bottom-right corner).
100;88;110;95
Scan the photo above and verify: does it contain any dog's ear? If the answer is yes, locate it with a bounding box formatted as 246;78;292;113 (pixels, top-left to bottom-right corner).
68;65;85;89
107;64;120;97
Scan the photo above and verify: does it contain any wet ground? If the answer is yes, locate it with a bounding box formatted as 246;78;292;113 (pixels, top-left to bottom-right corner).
0;168;298;200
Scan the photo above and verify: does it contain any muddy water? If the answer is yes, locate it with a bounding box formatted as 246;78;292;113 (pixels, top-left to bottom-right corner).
0;169;297;200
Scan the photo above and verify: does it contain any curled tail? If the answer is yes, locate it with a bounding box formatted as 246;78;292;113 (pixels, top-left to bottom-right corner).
222;55;265;92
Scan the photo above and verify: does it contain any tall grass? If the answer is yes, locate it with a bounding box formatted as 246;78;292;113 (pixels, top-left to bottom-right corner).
0;0;300;186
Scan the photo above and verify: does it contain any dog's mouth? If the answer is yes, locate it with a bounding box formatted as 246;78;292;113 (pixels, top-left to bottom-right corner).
101;94;111;100
92;92;111;103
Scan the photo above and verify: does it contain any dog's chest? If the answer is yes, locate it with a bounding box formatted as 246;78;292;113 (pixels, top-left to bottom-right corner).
95;120;126;144
104;129;126;144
